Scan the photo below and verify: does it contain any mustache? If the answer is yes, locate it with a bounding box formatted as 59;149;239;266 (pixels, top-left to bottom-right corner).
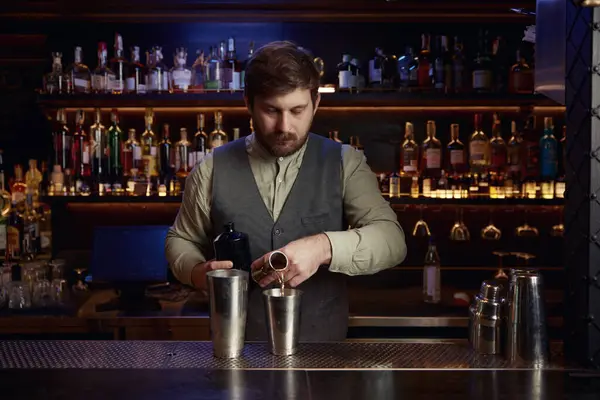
272;132;296;141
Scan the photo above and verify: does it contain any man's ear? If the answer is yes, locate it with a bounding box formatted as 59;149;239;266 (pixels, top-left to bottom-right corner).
313;92;321;116
244;96;252;113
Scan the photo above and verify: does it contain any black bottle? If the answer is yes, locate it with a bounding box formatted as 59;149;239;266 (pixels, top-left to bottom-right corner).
213;222;252;272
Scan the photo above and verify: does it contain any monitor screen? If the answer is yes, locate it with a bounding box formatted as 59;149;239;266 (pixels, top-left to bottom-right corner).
90;225;170;283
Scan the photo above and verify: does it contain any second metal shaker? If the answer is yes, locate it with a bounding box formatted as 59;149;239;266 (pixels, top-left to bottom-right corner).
505;268;550;367
469;280;505;355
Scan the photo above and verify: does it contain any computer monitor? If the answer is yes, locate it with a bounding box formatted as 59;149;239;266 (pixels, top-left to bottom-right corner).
90;225;170;284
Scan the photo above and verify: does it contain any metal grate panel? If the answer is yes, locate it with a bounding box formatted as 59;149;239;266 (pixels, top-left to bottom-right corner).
0;341;565;370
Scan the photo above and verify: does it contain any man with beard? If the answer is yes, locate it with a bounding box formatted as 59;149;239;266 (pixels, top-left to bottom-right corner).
165;41;406;341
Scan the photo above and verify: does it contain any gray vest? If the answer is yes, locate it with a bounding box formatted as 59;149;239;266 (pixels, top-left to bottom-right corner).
211;133;348;341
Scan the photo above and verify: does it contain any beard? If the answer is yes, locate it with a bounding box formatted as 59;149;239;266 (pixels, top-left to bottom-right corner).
254;125;311;158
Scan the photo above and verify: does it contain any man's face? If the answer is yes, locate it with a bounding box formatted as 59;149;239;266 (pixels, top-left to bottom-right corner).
247;89;320;157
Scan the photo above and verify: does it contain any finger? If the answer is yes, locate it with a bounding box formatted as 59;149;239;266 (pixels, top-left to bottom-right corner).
251;253;271;271
208;261;233;270
287;274;306;288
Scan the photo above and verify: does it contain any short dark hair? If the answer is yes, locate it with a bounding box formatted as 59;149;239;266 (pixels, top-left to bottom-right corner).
244;41;320;108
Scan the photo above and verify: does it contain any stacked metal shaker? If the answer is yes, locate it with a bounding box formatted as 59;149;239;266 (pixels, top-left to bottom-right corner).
468;268;550;367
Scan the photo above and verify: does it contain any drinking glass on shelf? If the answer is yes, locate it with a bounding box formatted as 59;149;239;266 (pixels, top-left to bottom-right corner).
72;267;89;293
8;282;31;309
492;251;510;279
550;206;565;237
481;210;502;240
49;259;67;280
32;280;53;308
515;210;539;237
512;252;536;266
450;207;470;241
412;205;431;237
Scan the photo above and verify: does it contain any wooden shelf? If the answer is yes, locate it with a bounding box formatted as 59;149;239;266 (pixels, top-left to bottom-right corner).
42;195;563;207
2;1;536;23
37;92;561;112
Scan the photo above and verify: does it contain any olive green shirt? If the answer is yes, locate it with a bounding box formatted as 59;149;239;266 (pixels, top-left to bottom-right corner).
165;133;407;286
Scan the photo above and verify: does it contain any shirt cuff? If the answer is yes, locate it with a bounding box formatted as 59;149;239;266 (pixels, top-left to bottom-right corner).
174;252;206;287
323;230;359;273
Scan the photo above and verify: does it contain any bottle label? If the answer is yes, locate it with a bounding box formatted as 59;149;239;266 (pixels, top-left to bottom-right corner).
73;78;91;90
133;147;142;161
230;71;241;91
339;70;352;89
507;146;521;171
472;70;492;90
92;75;107;91
82;148;90;165
525;141;540;175
368;59;382;83
491;148;506;168
150;146;157;157
172;69;192;90
402;148;417;172
424;266;438;297
389;176;400;196
426;149;441;169
11;192;24;204
450;149;464;165
470;141;487;163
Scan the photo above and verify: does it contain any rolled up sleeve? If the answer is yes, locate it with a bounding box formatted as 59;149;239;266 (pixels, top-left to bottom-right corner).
325;146;407;275
165;155;215;286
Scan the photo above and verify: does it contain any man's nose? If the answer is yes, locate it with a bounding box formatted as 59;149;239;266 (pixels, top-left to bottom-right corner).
275;112;291;133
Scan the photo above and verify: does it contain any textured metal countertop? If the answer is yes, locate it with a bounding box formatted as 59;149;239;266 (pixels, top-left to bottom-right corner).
0;340;565;370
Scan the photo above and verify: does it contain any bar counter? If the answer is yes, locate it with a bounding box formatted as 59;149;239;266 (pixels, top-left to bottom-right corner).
1;339;597;399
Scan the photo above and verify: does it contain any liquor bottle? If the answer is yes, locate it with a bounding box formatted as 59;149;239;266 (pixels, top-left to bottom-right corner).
11;165;27;207
240;41;254;91
126;46;146;94
43;52;67;94
146;46;169;93
109;33;128;94
388;172;400;198
350;136;364;154
67;46;91;94
368;47;385;87
37;205;52;260
209;111;228;149
540;117;558;199
190;50;205;93
421;121;442;179
423;236;441;304
53;108;71;172
433;36;452;93
556;125;566;199
218;41;229;91
25;160;43;201
213;222;252;272
452;37;468;93
71;110;91;188
50;165;64;196
469;113;490;174
170;47;192;93
89;108;107;183
446;123;466;174
159;124;174;181
417;34;432;89
508;48;534;94
472;29;493;93
175;128;192;178
522;116;540;182
107;109;123;184
7;200;23;261
489;114;507;174
506;121;523;197
351;58;364;92
204;46;222;91
224;37;241;91
401;122;419;175
329;130;343;144
22;193;37;260
338;54;353;91
141;109;159;179
192;113;208;167
492;36;509;93
122;129;142;177
91;42;115;94
398;47;418;89
0;151;11;216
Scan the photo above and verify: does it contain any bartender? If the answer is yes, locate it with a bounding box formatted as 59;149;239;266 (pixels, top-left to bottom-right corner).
165;40;407;341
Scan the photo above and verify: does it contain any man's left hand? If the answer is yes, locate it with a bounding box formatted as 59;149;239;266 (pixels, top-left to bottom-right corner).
251;233;332;288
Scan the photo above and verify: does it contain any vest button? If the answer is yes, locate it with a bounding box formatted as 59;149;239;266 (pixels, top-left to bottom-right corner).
274;228;281;236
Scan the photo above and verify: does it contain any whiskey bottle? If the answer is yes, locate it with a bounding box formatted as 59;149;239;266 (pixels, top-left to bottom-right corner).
67;46;91;94
338;54;353;91
509;48;534;94
421;121;442;179
44;52;67;94
489;114;507;174
417;34;432;89
159;124;174;181
401;122;419;195
91;42;116;94
71;110;91;189
209;111;228;150
170;47;192;93
452;37;468;93
192;113;208;166
204;46;222;91
109;33;128;94
141;109;159;179
53;108;71;172
146;46;169;93
472;29;493;93
447;123;466;174
107;109;123;184
25;160;43;202
540;117;558;199
506;121;523;197
122;129;142;177
469;113;490;174
11;165;27;207
175;128;192;178
190;49;205;93
423;236;441;304
89;108;107;182
224;37;241;91
126;46;146;94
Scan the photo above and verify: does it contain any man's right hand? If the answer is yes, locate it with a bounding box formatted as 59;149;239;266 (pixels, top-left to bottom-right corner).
190;259;233;290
